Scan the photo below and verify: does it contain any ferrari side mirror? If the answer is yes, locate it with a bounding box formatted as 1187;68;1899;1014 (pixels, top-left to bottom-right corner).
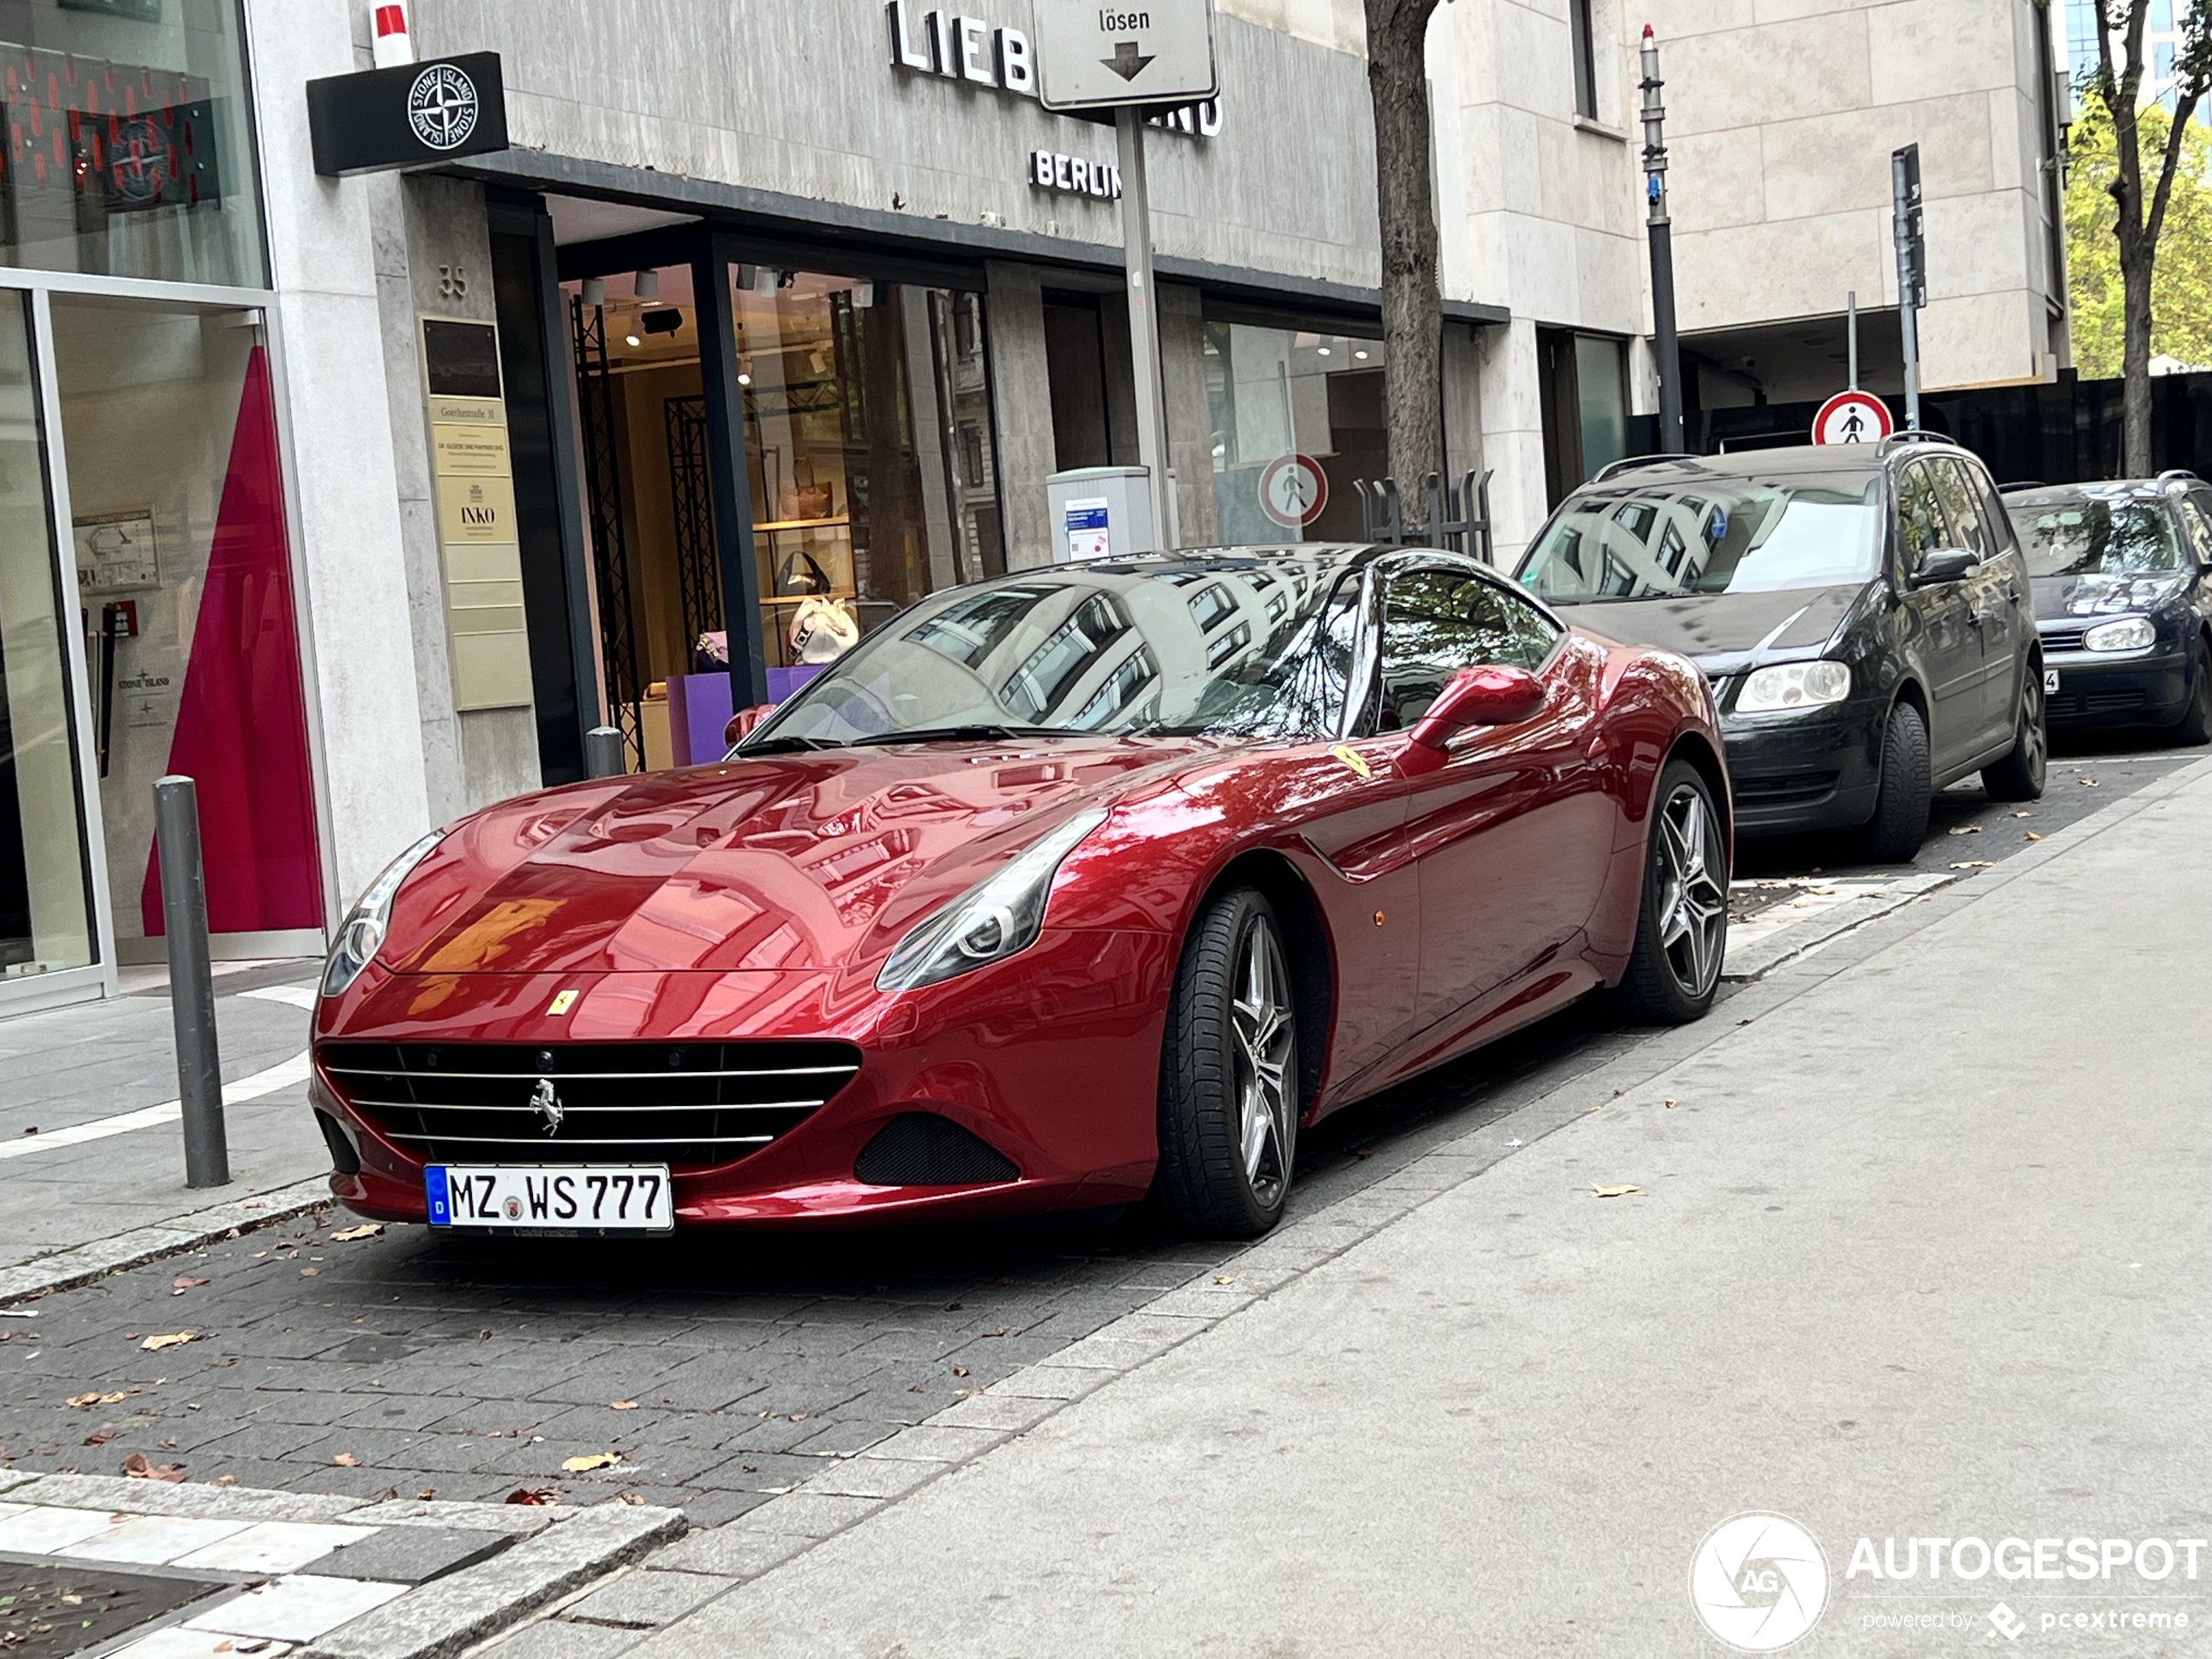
1408;665;1547;752
725;704;779;748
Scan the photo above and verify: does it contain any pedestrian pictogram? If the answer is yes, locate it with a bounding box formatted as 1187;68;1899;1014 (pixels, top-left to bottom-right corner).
1811;389;1893;446
1258;454;1329;529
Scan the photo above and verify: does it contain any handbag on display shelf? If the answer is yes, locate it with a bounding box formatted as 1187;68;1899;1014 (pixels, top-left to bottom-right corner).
788;595;860;664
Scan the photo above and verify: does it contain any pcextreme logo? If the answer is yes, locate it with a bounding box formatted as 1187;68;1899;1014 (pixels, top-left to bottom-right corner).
1689;1512;1831;1651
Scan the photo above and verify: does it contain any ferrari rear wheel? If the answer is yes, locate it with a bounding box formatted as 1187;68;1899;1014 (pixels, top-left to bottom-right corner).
1154;887;1298;1238
1617;759;1729;1024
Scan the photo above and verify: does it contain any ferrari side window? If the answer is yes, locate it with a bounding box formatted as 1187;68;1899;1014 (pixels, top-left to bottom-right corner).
1380;566;1554;727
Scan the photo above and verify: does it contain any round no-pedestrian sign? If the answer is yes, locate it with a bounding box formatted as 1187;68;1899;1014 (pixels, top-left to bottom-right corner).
1811;390;1893;446
1259;454;1328;529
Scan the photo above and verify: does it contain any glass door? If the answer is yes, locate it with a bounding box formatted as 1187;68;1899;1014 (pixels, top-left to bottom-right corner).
0;289;97;988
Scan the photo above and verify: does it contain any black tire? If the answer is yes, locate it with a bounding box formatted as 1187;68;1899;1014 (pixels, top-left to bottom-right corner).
2175;639;2212;746
1859;700;1932;864
1980;662;2048;802
1617;759;1729;1025
1153;887;1299;1239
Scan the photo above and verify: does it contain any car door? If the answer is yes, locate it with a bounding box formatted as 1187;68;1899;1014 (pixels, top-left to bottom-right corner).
1372;562;1613;1041
1928;454;2026;748
2180;490;2212;626
1892;458;1985;773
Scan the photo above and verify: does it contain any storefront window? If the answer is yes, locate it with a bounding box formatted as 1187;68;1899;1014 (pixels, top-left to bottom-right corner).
0;1;263;287
57;294;320;946
732;267;1003;691
1206;320;1385;544
0;293;93;978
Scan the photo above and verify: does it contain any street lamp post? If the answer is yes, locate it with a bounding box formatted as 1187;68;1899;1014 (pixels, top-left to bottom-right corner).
1640;24;1684;455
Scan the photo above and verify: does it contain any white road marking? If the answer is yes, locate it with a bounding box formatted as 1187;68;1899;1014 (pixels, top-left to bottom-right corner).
241;984;319;1011
0;1051;312;1163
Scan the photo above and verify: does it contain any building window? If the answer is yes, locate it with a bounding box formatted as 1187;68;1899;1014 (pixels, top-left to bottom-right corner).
0;1;265;287
1205;320;1385;541
1569;0;1601;120
1537;329;1629;507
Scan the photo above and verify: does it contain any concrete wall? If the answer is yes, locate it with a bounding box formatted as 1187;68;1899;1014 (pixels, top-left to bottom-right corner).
1656;0;2061;390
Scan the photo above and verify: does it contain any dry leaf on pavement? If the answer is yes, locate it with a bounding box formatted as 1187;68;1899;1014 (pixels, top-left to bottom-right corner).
1949;860;1994;870
171;1277;210;1295
608;1400;639;1411
140;1332;199;1352
1946;824;1981;835
330;1225;382;1242
505;1487;556;1506
1591;1184;1643;1198
300;1267;320;1277
120;1453;185;1482
562;1453;623;1473
2024;831;2042;841
416;1487;435;1501
332;1453;360;1467
67;1391;128;1410
617;1493;645;1506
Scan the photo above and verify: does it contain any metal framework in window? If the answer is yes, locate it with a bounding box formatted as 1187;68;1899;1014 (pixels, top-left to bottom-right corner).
568;295;646;771
665;395;721;650
1569;0;1600;120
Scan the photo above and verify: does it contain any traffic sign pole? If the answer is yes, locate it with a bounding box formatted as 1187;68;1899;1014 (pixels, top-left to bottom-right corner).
1116;105;1174;551
1892;144;1925;433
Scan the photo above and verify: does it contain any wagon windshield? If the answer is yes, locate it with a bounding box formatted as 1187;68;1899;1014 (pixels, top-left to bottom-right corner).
740;558;1363;749
1519;475;1883;600
2013;497;2182;578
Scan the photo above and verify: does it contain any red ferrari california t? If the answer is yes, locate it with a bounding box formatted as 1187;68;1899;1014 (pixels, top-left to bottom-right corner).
309;545;1728;1239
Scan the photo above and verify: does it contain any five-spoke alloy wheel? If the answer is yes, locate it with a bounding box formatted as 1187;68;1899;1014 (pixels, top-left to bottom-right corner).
1620;759;1730;1022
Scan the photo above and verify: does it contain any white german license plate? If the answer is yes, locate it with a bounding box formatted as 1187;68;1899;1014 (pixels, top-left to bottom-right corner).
2044;669;2060;692
427;1165;673;1233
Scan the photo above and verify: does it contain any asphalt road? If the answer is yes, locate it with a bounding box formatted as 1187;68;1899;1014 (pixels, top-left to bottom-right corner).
0;726;2194;1527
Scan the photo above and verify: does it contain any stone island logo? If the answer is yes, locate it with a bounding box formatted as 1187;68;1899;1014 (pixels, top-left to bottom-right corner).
408;63;481;152
530;1076;564;1136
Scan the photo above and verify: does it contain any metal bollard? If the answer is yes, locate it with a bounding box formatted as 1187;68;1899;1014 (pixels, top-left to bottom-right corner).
152;775;229;1189
584;725;627;779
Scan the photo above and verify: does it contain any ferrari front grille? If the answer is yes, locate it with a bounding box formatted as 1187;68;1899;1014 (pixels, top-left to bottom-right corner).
316;1041;862;1172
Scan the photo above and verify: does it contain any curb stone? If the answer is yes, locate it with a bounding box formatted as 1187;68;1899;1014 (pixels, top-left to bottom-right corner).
0;1176;333;1305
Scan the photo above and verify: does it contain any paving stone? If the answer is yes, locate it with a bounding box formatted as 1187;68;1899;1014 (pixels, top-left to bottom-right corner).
735;1492;884;1539
475;1619;643;1659
559;1567;734;1629
307;1503;686;1659
176;1521;381;1576
794;1456;943;1501
301;1524;514;1583
184;1574;408;1642
928;1391;1062;1433
336;1498;557;1535
4;1474;368;1525
648;1524;813;1579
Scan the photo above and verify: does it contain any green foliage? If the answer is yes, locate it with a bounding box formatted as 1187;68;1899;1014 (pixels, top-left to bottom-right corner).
2067;102;2212;375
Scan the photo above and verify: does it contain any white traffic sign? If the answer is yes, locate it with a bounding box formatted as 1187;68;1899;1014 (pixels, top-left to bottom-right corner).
1033;0;1218;111
1811;389;1892;446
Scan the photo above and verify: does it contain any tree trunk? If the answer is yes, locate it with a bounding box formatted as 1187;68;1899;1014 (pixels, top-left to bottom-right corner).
2120;233;2156;475
1365;0;1444;495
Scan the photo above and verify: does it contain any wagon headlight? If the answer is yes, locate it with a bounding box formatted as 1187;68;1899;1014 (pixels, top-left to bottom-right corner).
1736;660;1851;713
321;831;444;999
877;809;1108;993
2082;617;2156;653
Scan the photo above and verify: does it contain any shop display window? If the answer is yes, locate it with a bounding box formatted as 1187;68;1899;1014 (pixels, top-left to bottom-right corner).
0;293;94;978
1206;320;1385;544
57;295;321;946
0;0;264;287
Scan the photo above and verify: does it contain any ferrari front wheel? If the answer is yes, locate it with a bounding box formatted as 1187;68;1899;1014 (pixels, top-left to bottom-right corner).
1618;759;1729;1024
1154;887;1298;1238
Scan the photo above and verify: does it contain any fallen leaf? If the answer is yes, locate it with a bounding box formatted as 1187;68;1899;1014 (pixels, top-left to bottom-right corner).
377;1487;398;1501
19;1125;34;1136
333;1453;359;1467
1213;1276;1235;1286
608;1400;639;1411
139;1332;199;1352
330;1225;383;1242
1949;860;1994;870
950;1365;969;1378
561;1453;622;1473
171;1277;210;1296
120;1453;184;1482
300;1267;320;1278
2012;811;2032;819
1591;1184;1643;1199
2080;777;2101;787
214;1475;238;1487
1663;1098;1679;1109
82;1428;114;1447
416;1488;435;1501
504;1487;556;1506
65;1392;125;1411
160;1439;178;1451
617;1492;645;1506
1947;824;1982;836
2024;831;2042;841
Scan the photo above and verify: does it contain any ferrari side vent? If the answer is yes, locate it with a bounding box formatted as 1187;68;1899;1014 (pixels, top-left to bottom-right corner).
854;1114;1019;1188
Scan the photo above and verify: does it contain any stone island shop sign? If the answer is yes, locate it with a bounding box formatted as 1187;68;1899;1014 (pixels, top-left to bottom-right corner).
307;52;511;177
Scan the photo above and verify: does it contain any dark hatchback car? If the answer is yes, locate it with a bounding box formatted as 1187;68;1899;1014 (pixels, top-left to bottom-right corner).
1515;440;2046;861
1999;475;2212;745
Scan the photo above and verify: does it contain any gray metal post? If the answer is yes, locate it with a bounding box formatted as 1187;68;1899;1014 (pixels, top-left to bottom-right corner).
1892;145;1925;432
1847;291;1859;391
584;725;627;779
153;776;227;1189
1639;25;1684;455
1116;106;1174;551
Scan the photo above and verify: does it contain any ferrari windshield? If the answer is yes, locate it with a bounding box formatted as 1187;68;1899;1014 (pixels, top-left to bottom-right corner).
2013;496;2181;578
1519;475;1883;601
744;557;1363;747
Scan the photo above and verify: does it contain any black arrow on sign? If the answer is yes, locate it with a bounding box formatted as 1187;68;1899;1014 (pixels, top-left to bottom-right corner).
1101;40;1155;81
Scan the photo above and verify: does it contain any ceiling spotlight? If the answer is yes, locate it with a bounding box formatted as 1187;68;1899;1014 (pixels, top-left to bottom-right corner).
580;276;604;307
738;373;752;387
1316;347;1331;356
624;332;642;347
1354;349;1370;361
634;269;660;300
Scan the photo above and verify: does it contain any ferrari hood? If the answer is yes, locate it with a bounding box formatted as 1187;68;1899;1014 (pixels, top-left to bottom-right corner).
389;739;1198;977
1555;583;1868;675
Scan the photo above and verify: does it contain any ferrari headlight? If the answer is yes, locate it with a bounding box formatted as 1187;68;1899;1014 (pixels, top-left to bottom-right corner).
1736;660;1851;713
2082;617;2156;653
321;831;444;999
877;809;1108;994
